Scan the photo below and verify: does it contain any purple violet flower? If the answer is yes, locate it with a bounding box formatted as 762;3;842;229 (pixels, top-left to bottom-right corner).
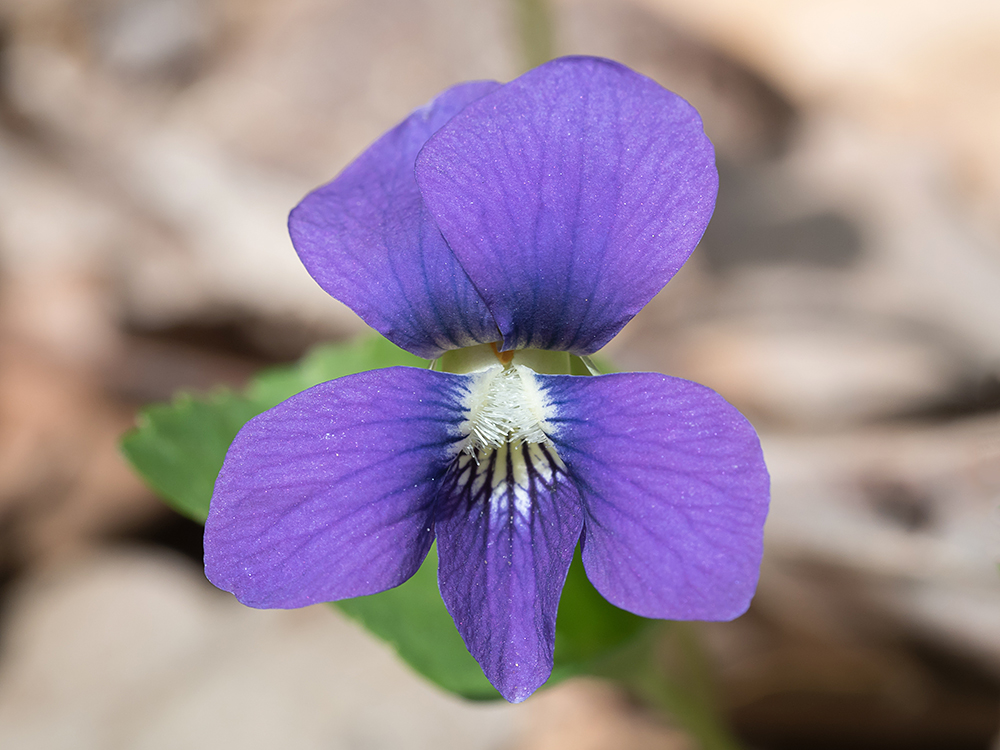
204;56;769;703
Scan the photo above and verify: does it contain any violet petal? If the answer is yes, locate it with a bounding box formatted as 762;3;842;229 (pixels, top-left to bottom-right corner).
289;82;502;359
204;367;469;608
434;443;584;702
539;372;769;620
415;56;717;354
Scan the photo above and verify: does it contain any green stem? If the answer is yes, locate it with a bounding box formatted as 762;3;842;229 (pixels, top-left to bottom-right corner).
592;623;743;750
511;0;554;70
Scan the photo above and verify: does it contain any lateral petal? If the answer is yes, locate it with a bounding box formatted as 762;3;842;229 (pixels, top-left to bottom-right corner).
538;372;769;620
434;443;584;702
289;82;501;359
415;56;717;354
204;367;469;608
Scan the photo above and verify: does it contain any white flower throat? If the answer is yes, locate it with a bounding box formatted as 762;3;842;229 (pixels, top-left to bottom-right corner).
438;344;568;515
458;364;551;454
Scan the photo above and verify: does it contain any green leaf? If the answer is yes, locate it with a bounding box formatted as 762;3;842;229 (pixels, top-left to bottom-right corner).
334;545;501;700
553;548;649;672
121;336;423;522
248;335;425;408
120;390;261;523
120;333;653;702
334;543;650;702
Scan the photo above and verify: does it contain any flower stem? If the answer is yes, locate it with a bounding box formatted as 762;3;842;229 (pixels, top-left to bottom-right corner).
511;0;554;70
594;623;743;750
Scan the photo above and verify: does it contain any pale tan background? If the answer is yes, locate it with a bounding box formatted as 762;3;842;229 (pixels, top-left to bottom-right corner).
0;0;998;747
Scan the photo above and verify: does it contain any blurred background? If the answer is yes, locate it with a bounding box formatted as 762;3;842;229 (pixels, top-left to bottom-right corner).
0;0;997;747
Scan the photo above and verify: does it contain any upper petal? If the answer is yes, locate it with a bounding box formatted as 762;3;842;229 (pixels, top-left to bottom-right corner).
415;56;717;354
204;367;470;608
537;372;769;620
434;442;584;702
289;82;502;359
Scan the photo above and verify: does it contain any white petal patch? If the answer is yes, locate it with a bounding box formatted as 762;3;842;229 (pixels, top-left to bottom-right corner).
456;364;556;454
444;442;566;523
443;364;566;520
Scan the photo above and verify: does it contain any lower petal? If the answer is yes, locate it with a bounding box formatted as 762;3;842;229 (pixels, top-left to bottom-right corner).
435;442;584;702
204;367;469;608
538;372;769;621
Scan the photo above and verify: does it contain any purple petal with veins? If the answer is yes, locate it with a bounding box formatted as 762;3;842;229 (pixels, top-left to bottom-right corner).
416;57;717;354
538;371;769;620
290;81;501;359
434;442;583;702
205;367;469;607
